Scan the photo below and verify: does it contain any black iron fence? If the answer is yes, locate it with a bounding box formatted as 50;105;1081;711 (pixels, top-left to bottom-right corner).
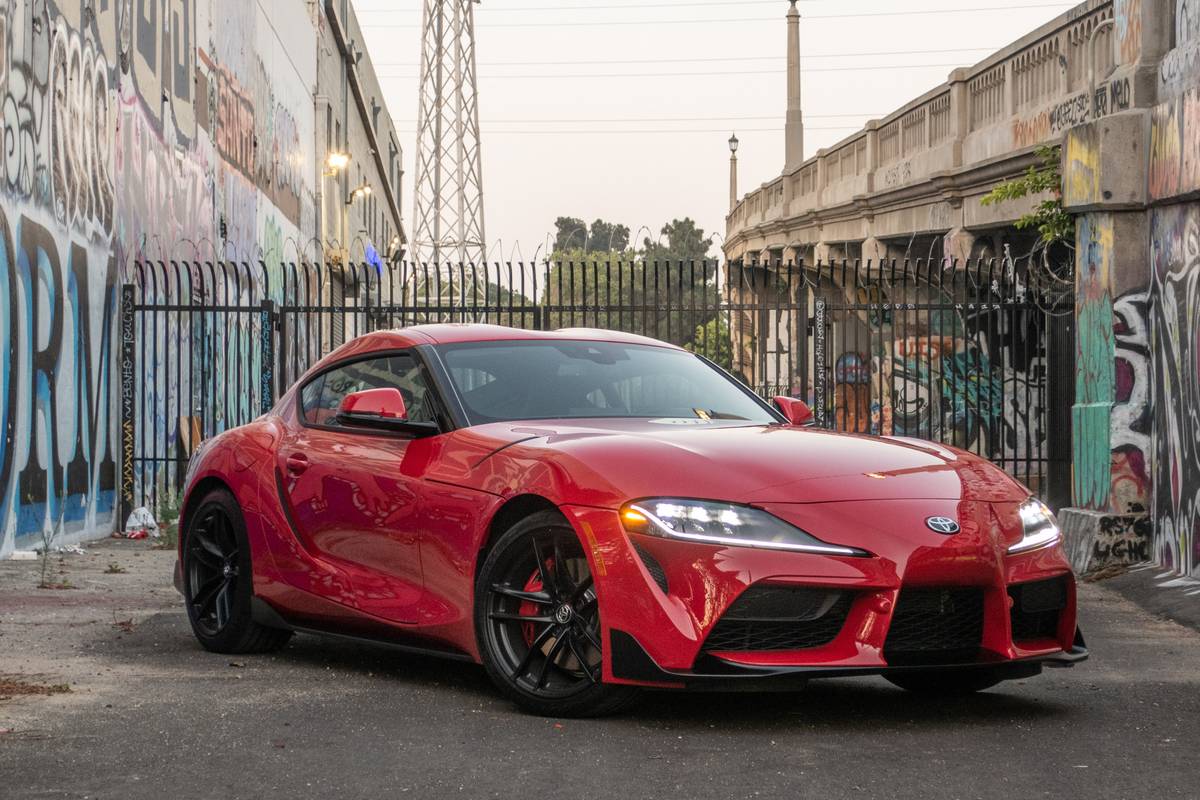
122;257;1074;521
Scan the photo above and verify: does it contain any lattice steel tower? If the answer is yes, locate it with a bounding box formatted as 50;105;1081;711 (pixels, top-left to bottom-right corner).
412;0;486;266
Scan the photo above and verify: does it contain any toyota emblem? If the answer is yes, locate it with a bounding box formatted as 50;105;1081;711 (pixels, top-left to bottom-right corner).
925;516;960;534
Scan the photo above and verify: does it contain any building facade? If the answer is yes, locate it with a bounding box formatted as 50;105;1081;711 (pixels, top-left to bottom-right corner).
0;0;404;557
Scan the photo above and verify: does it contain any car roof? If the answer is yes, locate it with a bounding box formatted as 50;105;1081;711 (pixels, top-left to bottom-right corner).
359;324;685;350
293;325;688;389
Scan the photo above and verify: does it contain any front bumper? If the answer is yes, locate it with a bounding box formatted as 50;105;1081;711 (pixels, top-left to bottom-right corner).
609;627;1089;691
562;499;1086;689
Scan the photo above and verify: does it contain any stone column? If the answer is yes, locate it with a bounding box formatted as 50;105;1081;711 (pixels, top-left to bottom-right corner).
861;237;890;265
784;0;804;171
942;228;977;264
1058;113;1153;574
729;152;739;211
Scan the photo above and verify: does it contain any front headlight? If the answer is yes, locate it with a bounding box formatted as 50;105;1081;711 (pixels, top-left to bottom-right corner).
1009;497;1061;554
620;498;869;557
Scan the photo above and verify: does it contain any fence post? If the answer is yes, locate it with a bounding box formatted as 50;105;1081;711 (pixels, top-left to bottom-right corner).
119;284;136;528
813;296;827;428
260;300;276;413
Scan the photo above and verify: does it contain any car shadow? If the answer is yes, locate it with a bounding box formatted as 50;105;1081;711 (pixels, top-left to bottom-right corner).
113;611;1074;729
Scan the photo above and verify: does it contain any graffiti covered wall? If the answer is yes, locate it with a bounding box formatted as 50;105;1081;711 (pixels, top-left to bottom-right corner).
1071;214;1153;520
0;0;317;557
1150;204;1200;577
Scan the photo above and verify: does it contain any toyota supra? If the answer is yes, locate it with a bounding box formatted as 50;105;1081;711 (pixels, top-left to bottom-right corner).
175;325;1086;716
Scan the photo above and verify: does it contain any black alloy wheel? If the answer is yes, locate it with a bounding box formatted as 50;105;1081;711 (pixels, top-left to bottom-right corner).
182;489;291;654
187;505;241;636
475;511;637;717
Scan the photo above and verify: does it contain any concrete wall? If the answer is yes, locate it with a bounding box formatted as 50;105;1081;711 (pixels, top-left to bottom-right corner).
1059;0;1197;576
0;0;402;558
1147;52;1200;575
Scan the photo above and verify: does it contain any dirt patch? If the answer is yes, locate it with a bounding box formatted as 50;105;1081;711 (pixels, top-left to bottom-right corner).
0;676;72;700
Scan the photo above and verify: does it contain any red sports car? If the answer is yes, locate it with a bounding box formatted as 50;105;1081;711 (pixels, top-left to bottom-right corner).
175;325;1086;716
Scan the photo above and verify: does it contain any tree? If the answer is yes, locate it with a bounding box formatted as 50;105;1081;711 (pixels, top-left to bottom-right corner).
553;217;630;254
588;219;630;253
687;314;733;370
980;145;1074;245
554;217;589;252
642;218;714;264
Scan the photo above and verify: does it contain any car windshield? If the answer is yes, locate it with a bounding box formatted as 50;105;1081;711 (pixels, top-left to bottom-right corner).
436;340;779;426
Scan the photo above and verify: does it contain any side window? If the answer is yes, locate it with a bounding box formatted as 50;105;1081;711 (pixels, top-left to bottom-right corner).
300;355;436;428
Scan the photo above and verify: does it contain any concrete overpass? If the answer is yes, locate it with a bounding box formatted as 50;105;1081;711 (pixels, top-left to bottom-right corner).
724;0;1121;265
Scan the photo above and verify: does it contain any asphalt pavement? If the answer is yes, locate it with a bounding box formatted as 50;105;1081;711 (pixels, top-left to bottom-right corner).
1;539;1198;800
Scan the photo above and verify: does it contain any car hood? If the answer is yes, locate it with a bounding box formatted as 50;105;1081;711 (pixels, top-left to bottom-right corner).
435;419;1029;507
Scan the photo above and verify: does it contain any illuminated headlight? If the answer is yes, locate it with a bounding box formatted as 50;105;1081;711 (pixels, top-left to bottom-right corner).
620;498;869;557
1010;498;1061;554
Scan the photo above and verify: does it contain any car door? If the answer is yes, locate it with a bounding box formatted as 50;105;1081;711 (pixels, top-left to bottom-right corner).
277;352;441;623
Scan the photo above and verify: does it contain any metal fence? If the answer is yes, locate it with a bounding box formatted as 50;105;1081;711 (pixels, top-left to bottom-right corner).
122;257;1074;521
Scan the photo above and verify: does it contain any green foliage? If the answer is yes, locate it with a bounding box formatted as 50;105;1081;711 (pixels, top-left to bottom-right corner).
553;217;630;254
686;314;733;370
553;217;589;252
980;145;1074;245
587;219;630;253
641;218;714;264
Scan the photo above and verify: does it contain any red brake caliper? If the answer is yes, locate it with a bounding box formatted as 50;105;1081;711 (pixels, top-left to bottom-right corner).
520;568;546;647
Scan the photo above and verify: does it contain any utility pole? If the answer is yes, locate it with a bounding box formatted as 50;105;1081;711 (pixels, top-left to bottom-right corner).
412;0;486;269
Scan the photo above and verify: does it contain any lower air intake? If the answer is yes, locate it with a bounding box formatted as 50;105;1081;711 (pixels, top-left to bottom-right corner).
703;586;852;652
883;587;984;666
1009;576;1067;642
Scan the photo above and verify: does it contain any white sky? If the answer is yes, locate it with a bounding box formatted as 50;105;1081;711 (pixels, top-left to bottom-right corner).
355;0;1077;261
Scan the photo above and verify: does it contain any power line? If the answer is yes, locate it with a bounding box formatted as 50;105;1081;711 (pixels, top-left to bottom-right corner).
370;46;1001;68
360;4;1075;29
377;63;967;79
396;127;847;135
357;0;813;11
394;113;882;122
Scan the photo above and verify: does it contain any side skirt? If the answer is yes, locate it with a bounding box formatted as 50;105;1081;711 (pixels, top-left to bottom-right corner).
250;597;475;663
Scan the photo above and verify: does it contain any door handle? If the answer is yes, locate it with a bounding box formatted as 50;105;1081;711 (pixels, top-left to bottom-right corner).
285;453;310;475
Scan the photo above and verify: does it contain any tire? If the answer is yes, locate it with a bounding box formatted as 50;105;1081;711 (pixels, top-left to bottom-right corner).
885;669;1003;695
182;488;292;655
475;510;638;718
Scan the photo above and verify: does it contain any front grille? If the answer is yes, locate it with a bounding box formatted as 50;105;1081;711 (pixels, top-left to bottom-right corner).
883;587;984;665
703;587;852;652
1009;576;1067;642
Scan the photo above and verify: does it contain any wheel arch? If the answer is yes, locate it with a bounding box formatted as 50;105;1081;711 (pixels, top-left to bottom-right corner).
475;494;564;581
179;475;235;543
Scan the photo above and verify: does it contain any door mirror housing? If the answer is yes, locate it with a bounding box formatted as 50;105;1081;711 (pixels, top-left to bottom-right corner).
339;388;409;422
773;396;815;427
336;389;438;437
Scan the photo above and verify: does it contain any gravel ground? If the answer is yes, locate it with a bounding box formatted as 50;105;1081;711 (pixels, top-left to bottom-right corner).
1;539;1198;800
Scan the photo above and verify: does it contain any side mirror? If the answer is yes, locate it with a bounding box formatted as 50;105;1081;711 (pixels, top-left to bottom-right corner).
773;396;815;427
339;388;409;424
336;388;439;437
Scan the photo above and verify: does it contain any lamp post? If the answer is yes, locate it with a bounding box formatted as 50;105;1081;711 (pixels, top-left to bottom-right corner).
344;182;372;264
728;133;739;211
322;151;351;262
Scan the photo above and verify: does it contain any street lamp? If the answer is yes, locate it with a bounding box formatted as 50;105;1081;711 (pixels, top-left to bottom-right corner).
321;151;352;263
325;151;351;176
728;133;740;212
347;182;372;204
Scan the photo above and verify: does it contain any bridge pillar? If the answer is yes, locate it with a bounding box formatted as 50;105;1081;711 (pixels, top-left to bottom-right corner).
942;228;977;264
1058;110;1155;574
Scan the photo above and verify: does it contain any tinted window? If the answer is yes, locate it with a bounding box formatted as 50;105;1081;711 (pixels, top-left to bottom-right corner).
300;355;435;427
438;341;776;425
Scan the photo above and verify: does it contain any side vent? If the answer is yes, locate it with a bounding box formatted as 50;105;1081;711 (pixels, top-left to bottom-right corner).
631;542;669;594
